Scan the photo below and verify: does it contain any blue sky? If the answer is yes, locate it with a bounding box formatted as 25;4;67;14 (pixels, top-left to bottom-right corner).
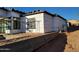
12;7;79;20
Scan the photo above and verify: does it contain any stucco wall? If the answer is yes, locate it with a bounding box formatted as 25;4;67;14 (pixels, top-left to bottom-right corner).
7;11;20;17
26;13;44;33
53;17;67;31
44;14;67;32
0;9;7;17
44;13;54;32
25;13;67;33
20;17;27;32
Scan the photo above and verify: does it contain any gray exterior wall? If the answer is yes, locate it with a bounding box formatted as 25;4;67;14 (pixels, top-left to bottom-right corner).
44;13;54;32
44;13;67;32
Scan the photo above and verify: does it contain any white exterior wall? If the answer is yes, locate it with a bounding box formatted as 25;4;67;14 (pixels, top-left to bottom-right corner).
26;13;44;33
25;13;67;33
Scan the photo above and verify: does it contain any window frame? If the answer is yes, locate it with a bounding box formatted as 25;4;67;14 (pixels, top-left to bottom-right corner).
13;20;21;29
27;18;36;29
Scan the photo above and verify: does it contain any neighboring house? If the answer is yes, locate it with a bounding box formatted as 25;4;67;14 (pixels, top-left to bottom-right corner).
68;20;79;27
0;8;67;34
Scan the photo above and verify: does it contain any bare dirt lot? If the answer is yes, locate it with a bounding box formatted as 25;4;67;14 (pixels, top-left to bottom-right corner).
65;30;79;52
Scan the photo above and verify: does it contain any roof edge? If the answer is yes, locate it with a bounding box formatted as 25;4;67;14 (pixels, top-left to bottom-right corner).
26;10;67;21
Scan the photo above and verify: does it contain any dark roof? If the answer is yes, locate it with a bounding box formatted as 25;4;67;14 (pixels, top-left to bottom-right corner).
0;7;25;14
56;14;67;22
12;8;25;14
26;10;67;21
0;8;67;21
0;7;9;11
26;10;55;16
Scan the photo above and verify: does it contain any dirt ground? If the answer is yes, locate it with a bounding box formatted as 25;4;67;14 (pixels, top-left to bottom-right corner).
65;30;79;52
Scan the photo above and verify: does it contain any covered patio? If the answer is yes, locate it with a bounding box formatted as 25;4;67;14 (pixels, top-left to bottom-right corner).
0;17;21;34
0;17;11;33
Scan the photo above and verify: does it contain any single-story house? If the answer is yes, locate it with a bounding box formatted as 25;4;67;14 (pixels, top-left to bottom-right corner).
0;8;67;34
25;10;67;33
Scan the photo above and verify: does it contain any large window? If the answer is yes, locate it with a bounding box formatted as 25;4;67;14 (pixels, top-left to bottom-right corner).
0;20;11;33
27;18;36;29
13;20;20;29
6;20;11;30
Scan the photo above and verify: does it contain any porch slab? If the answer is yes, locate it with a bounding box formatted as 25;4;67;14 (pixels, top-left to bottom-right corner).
0;32;44;40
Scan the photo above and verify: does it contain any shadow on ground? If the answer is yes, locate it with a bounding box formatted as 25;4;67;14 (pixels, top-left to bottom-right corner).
33;33;67;52
0;33;57;52
0;33;67;52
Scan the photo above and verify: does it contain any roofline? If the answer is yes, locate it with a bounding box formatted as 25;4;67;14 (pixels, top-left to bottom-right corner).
26;11;55;16
56;15;67;22
26;10;67;21
0;7;9;11
0;7;25;14
0;8;67;21
12;8;25;14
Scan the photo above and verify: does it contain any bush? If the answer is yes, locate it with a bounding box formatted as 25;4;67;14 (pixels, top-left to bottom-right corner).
0;35;6;40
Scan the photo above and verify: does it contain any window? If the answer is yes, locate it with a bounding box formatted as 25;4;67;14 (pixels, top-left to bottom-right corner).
27;18;36;29
8;17;11;19
13;20;20;29
6;21;11;30
0;20;11;33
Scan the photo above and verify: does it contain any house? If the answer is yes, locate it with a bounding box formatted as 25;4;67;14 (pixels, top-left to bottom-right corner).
0;8;67;34
68;20;79;27
24;10;67;33
0;7;25;34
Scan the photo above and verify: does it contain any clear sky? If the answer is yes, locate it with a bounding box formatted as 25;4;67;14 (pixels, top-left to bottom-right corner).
12;7;79;20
